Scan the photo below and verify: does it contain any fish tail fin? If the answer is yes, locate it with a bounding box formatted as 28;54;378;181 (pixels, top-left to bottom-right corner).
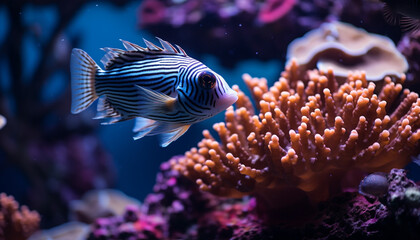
70;48;100;114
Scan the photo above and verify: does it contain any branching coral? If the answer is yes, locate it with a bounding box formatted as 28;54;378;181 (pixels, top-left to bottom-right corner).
0;193;40;240
171;61;420;216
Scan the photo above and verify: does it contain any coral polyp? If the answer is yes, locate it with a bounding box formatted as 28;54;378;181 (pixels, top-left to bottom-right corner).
171;61;420;209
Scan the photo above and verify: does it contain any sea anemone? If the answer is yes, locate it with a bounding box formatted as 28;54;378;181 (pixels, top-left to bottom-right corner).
170;61;420;220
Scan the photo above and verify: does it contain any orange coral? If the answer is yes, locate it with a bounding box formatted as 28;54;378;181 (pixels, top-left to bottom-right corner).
0;193;40;240
170;61;420;208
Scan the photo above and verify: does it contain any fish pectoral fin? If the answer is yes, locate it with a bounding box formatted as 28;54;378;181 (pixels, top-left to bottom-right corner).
382;3;399;25
159;124;191;147
136;85;177;113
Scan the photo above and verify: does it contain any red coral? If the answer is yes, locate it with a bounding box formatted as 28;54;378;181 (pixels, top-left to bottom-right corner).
0;193;40;240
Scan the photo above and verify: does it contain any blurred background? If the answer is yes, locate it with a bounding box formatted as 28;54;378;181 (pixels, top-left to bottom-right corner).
0;0;282;228
1;0;419;229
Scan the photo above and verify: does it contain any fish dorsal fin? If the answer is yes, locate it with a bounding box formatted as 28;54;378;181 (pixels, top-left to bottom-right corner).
100;37;188;70
143;38;162;51
156;37;177;53
120;39;146;51
100;47;125;69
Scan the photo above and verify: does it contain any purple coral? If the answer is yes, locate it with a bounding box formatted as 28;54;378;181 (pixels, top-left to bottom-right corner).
88;205;165;240
398;31;420;93
88;158;220;239
87;163;420;239
258;0;296;24
138;0;402;67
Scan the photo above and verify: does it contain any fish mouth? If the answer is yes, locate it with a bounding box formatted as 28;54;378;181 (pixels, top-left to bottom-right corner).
216;90;238;111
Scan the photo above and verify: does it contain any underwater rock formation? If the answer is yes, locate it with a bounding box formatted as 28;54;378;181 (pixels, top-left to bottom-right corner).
0;115;6;130
170;61;420;220
0;193;40;240
287;21;408;82
29;222;90;240
138;0;401;67
87;161;219;240
70;189;141;224
84;164;420;239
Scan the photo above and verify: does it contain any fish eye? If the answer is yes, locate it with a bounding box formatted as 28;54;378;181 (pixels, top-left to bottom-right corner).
198;71;216;89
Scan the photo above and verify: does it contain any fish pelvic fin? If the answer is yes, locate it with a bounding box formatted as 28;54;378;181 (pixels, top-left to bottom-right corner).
133;117;157;140
132;118;190;147
70;48;100;114
160;124;190;147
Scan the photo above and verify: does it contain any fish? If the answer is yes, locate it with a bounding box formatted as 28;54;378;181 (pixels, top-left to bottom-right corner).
380;0;420;32
70;38;238;147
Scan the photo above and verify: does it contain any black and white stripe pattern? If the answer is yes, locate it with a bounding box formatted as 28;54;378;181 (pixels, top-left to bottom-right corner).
71;38;237;146
95;53;224;124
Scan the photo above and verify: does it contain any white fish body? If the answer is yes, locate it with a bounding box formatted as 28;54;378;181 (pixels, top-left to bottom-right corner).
70;38;238;147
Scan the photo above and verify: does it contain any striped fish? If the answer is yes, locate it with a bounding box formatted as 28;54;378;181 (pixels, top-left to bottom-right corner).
70;38;238;147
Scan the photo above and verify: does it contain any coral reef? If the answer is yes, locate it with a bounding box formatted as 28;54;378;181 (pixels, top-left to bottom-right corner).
398;31;420;93
258;0;296;24
0;0;136;227
87;160;218;240
138;0;401;67
141;160;218;239
24;135;115;226
287;21;408;82
29;222;90;240
87;205;165;240
0;193;40;240
84;165;420;239
170;61;420;221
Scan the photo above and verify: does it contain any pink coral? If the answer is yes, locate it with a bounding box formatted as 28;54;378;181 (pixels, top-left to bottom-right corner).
258;0;296;24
